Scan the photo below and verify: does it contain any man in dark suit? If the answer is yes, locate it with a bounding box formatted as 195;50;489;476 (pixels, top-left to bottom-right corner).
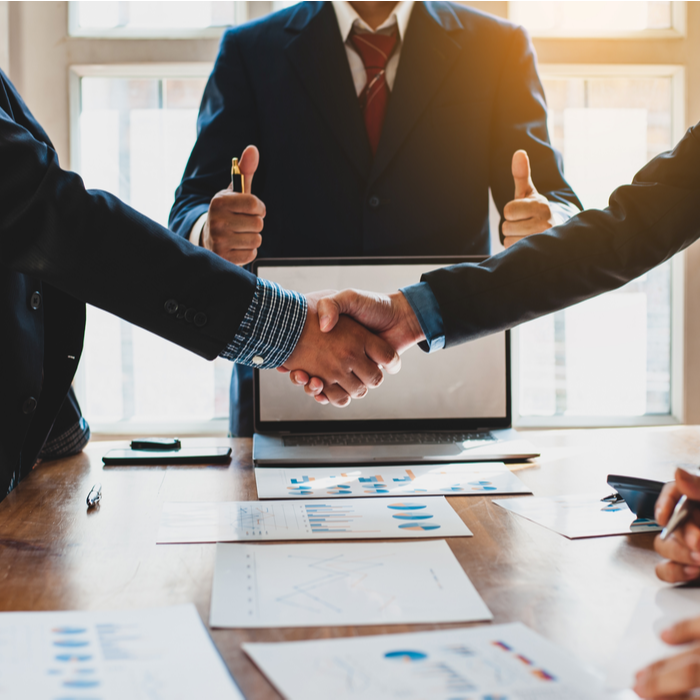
169;0;581;435
0;68;399;504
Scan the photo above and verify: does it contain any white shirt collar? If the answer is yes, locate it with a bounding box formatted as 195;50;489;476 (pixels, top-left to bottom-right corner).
332;1;414;42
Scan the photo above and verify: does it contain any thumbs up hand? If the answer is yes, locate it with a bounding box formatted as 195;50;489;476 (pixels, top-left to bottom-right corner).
502;150;557;249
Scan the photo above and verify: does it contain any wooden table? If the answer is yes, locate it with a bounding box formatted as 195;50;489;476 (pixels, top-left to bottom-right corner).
0;426;696;697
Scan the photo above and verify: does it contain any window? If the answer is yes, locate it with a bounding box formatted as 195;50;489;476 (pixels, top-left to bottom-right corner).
6;1;698;433
508;4;688;426
509;1;684;38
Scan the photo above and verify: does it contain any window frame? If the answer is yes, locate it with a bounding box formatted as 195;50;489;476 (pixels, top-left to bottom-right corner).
512;62;687;428
69;62;229;437
67;1;246;40
508;1;686;40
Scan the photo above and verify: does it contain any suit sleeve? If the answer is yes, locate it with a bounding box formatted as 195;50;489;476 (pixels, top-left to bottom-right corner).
0;106;258;361
488;25;581;232
168;29;260;238
423;124;700;347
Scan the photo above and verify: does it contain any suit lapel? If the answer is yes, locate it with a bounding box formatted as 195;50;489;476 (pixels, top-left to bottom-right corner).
370;2;463;185
284;2;372;179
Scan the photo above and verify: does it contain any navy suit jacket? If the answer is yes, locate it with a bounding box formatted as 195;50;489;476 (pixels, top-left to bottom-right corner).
421;124;700;346
169;1;581;433
0;70;258;501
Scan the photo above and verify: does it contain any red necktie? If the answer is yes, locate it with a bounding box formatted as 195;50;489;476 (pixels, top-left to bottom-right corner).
350;27;398;155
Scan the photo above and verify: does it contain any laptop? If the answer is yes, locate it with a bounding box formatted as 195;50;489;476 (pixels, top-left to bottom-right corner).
252;257;539;466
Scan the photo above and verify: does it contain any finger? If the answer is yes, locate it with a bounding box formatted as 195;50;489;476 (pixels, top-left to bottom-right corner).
300;376;325;397
656;481;684;526
654;532;700;566
663;617;700;645
676;467;700;501
290;370;311;386
503;198;552;223
512;149;536;200
238;145;260;193
223;249;259;266
316;295;345;333
502;216;551;238
314;394;330;405
323;384;352;408
503;235;526;249
365;334;401;375
634;649;700;698
211;192;266;218
655;560;700;584
335;371;368;400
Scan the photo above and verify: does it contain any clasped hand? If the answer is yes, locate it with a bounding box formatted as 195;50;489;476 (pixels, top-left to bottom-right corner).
283;289;425;406
282;292;404;408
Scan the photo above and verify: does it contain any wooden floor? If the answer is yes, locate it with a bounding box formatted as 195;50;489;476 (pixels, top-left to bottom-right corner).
0;426;692;698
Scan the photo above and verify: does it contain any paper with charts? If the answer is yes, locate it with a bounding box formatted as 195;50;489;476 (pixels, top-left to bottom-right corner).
254;462;531;499
494;493;661;539
0;604;243;700
606;586;700;691
209;540;492;628
243;622;619;700
157;496;471;543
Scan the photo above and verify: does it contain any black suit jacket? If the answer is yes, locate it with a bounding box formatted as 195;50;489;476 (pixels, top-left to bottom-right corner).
421;124;700;346
0;70;258;500
169;0;581;434
170;1;579;253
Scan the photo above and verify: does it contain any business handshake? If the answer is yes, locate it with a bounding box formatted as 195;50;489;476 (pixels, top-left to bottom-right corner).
280;289;425;407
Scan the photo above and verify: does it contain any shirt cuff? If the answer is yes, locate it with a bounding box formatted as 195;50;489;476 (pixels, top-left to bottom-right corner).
548;200;579;226
400;282;445;353
189;213;208;246
220;278;308;369
40;416;91;460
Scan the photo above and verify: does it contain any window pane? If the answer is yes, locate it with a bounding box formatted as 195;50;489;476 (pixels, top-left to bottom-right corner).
509;1;672;34
73;1;237;30
518;73;674;418
77;75;231;425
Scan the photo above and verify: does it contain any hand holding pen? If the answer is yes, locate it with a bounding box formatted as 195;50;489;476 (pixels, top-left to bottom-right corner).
653;467;700;583
200;145;266;266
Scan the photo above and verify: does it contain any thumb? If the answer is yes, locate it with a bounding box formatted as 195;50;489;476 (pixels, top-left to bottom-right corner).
675;467;700;501
238;144;260;192
512;149;536;200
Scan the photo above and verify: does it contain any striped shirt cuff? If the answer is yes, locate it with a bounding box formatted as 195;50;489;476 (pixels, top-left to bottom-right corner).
220;278;307;369
40;416;91;460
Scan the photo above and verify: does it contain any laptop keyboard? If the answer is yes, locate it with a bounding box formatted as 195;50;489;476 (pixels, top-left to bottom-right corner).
283;431;496;447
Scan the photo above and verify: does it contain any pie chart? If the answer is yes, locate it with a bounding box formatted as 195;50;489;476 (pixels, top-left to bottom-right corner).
392;514;434;520
387;503;426;510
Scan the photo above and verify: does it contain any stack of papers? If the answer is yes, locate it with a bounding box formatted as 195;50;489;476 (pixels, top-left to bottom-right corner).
255;462;531;499
209;540;492;628
157;496;471;543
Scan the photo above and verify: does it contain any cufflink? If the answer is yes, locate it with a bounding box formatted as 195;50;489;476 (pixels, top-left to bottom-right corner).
252;356;264;366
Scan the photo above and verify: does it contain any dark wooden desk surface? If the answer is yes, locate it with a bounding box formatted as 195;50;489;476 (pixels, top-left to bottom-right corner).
0;427;695;697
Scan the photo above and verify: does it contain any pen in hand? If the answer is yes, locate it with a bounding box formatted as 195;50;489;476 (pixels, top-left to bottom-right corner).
660;494;690;541
231;157;245;194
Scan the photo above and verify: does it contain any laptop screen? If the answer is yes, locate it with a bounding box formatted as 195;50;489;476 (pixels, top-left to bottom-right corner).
254;259;509;433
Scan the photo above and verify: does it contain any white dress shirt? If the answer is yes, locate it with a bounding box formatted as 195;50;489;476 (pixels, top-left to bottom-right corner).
331;1;414;95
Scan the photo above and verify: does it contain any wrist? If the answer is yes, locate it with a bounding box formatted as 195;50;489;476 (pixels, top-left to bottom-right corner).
392;291;426;345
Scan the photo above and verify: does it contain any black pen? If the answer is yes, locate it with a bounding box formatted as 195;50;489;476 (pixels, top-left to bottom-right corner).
86;483;102;509
231;157;245;194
